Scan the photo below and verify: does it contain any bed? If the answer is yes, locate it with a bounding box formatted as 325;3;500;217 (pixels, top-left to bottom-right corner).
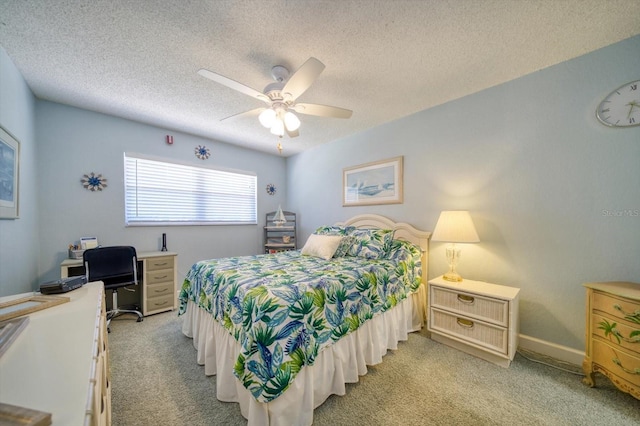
179;214;430;425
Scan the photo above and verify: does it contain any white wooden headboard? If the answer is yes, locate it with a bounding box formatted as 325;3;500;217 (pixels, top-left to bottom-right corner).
335;214;431;282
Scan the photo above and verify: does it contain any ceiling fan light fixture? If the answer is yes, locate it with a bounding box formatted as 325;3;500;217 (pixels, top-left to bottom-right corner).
270;118;285;136
259;108;276;128
284;111;301;131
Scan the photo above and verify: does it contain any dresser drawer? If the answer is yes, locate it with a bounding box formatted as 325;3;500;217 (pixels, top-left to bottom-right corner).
593;291;640;323
430;307;508;355
146;256;174;271
146;267;173;285
592;338;640;387
146;294;174;312
146;281;174;299
430;285;509;326
592;312;640;356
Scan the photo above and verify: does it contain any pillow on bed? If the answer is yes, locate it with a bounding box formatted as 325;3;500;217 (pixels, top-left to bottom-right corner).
313;225;356;257
386;238;422;262
301;234;344;260
313;225;356;236
344;228;395;259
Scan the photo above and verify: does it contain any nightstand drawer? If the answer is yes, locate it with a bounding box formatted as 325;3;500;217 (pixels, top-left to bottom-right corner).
592;338;640;387
430;286;509;327
593;291;640;323
430;307;508;355
592;312;640;356
146;267;173;285
146;256;174;271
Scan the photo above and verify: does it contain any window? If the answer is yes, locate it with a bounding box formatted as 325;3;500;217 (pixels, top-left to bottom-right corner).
124;153;257;226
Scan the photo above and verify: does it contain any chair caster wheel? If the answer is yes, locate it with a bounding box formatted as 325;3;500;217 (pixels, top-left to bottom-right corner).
137;317;144;322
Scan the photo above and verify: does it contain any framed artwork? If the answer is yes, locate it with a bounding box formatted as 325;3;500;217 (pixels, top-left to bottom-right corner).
0;294;69;322
343;156;403;206
0;317;29;358
0;126;20;219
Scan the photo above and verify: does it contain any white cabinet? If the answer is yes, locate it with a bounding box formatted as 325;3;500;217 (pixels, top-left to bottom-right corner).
428;276;520;367
0;282;110;425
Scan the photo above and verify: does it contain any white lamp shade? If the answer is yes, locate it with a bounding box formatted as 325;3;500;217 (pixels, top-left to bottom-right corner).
270;118;285;136
259;109;276;128
284;111;301;131
431;211;480;243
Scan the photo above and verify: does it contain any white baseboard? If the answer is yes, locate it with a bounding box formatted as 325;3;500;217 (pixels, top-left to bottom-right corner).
518;334;584;366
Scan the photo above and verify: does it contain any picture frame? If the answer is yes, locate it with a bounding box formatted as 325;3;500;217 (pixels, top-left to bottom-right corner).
0;317;29;358
0;402;51;426
0;295;70;322
0;126;20;219
343;156;403;206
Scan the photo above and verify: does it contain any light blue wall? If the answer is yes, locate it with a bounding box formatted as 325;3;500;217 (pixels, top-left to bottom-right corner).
287;35;640;350
0;47;39;296
35;101;287;284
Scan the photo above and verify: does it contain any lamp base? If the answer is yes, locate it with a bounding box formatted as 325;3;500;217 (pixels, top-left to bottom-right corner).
442;271;463;282
443;244;463;282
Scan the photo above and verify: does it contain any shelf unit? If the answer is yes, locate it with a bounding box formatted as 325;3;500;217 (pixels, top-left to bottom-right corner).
264;211;297;253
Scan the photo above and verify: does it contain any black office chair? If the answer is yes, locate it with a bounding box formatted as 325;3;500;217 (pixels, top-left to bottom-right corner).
83;246;143;331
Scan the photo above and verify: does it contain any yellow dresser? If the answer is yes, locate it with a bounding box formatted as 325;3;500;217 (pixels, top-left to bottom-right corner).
583;281;640;400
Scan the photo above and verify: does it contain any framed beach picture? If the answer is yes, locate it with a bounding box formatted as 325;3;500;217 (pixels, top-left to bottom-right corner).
343;156;403;206
0;126;20;219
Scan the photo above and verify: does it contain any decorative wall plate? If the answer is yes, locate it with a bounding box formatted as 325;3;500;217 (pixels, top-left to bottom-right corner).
81;173;107;191
195;145;210;159
266;183;276;195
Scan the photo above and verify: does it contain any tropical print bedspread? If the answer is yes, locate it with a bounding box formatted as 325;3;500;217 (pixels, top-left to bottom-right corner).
178;245;421;403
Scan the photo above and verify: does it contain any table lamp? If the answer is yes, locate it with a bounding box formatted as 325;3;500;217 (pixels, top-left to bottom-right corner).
431;210;480;282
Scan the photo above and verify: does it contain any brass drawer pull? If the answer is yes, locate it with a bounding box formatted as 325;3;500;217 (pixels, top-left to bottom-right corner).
613;304;640;323
456;318;474;328
154;288;168;294
153;275;168;280
154;300;169;307
612;358;640;375
153;262;168;267
457;294;475;304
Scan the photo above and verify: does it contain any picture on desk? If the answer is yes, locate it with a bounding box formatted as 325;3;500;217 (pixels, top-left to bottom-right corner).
80;237;98;250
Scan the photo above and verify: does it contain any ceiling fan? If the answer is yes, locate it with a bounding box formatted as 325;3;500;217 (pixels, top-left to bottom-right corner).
198;57;352;138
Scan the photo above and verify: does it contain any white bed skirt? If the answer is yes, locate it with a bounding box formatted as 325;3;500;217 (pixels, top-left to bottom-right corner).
181;284;426;426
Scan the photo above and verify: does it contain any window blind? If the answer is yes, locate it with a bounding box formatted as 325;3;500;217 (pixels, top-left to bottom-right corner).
124;153;257;226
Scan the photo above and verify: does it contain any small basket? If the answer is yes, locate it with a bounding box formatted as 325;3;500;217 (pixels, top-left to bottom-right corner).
69;249;85;259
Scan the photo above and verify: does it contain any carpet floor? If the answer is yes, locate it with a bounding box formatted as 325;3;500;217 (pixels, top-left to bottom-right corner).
108;311;640;425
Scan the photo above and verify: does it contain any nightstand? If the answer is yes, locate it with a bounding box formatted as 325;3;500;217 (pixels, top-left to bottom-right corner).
582;281;639;400
428;276;520;367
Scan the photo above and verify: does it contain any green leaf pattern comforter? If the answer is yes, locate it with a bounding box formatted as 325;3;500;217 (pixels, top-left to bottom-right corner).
178;243;421;403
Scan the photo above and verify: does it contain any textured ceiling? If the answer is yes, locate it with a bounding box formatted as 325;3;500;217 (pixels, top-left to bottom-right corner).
1;1;639;156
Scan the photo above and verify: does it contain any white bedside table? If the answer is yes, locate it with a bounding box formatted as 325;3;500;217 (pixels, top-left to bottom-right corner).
428;276;520;367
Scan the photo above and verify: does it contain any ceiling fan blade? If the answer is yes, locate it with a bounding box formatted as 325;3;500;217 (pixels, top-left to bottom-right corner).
198;69;269;102
282;57;325;101
293;103;353;119
220;108;265;121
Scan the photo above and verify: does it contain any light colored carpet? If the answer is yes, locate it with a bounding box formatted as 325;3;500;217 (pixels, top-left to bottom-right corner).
109;312;640;425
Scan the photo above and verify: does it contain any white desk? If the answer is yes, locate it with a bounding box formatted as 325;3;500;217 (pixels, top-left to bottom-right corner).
61;251;178;316
0;282;109;425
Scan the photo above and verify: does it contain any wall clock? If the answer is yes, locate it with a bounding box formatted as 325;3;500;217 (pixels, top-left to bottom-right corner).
596;80;640;127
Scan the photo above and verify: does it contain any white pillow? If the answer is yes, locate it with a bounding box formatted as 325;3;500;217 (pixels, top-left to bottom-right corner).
301;234;343;260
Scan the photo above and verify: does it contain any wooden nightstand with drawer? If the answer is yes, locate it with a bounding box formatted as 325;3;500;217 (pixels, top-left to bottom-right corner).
143;253;178;315
428;276;520;367
582;281;640;400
